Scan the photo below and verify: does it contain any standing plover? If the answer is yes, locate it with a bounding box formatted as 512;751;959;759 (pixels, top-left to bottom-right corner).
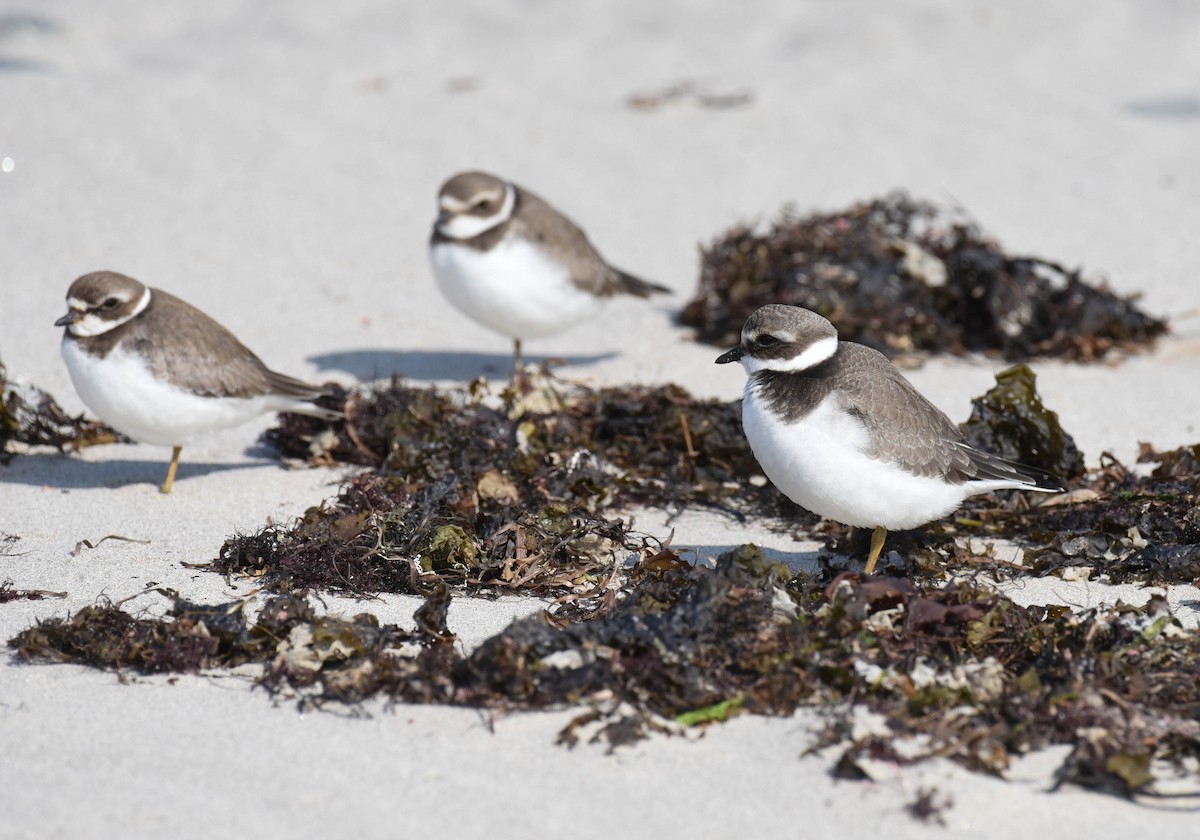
716;304;1064;573
428;170;669;373
56;270;338;493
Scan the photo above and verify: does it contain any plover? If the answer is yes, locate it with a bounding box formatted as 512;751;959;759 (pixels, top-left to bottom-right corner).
428;170;670;373
56;270;339;493
716;304;1064;573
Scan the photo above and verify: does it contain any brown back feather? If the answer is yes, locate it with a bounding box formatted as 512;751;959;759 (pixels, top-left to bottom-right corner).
77;288;325;400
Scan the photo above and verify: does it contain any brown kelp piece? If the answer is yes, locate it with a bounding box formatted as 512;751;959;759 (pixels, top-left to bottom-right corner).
959;364;1085;479
0;577;66;604
683;193;1167;361
1;360;119;461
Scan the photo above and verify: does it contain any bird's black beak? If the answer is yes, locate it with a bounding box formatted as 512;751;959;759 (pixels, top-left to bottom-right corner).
54;312;76;328
436;208;452;226
715;346;743;364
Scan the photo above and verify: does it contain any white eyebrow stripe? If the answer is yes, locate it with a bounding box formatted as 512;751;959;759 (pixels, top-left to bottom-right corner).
130;286;152;318
436;184;515;240
66;286;152;337
741;335;838;374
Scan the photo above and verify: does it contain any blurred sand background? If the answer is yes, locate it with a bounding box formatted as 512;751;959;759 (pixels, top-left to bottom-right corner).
2;1;1200;837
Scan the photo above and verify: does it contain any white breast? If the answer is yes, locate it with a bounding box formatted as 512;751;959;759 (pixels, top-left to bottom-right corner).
61;339;298;448
741;383;969;530
429;236;604;340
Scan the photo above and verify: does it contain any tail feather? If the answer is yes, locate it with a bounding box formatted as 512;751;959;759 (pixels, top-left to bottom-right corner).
264;370;344;421
287;402;343;422
615;270;671;298
965;445;1067;492
264;369;328;400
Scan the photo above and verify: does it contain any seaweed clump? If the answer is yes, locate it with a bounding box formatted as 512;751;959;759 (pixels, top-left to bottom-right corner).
0;578;66;604
8;589;429;676
13;552;1200;798
1;359;119;462
231;375;796;597
876;438;1200;586
808;440;1200;588
268;376;771;515
683;192;1167;361
1010;444;1200;584
257;364;1200;593
959;364;1085;480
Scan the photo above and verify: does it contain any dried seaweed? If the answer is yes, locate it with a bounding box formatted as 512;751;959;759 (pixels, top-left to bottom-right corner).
230;375;797;597
996;445;1200;584
820;439;1200;587
11;600;221;672
959;364;1085;479
682;193;1167;361
1;359;119;461
72;534;152;556
248;362;1200;596
626;80;754;111
9;590;415;677
10;375;1200;802
907;788;953;826
254;363;1093;595
0;577;66;603
268;375;777;517
12;552;1200;798
213;469;648;597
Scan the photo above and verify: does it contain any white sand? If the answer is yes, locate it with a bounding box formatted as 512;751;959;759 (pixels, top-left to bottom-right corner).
3;1;1200;837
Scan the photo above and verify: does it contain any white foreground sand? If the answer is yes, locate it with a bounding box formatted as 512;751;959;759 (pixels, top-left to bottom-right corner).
3;2;1200;837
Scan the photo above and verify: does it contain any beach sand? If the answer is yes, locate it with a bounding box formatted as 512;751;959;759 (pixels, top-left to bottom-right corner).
3;2;1200;837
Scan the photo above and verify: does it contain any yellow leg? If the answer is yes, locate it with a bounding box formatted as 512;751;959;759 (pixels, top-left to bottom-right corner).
512;338;528;392
160;446;182;494
863;525;887;575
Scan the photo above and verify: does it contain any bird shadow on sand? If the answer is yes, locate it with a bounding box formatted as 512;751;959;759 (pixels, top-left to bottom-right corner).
308;349;617;382
0;450;272;491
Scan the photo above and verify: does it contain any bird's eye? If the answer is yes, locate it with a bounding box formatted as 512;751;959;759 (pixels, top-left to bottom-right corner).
473;199;491;212
756;335;778;348
102;297;120;310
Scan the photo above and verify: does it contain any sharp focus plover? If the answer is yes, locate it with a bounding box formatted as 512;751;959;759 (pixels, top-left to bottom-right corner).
428;170;670;373
56;270;339;493
716;304;1064;573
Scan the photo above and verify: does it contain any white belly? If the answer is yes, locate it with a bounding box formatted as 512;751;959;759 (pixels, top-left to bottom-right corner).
741;385;968;530
429;237;604;340
61;340;290;448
